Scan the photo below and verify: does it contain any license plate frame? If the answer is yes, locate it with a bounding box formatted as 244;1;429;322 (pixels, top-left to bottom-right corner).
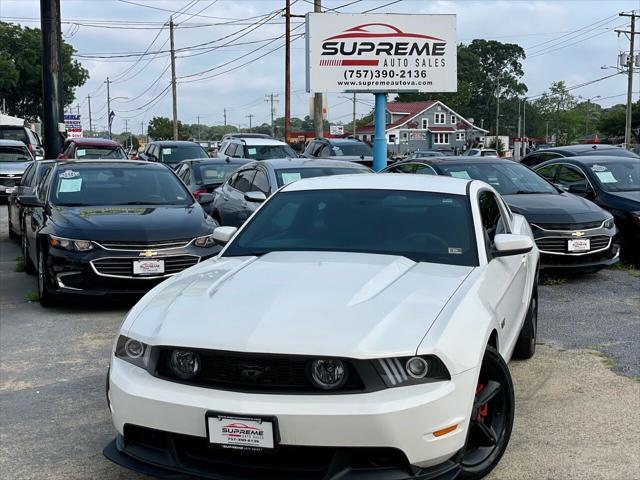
567;238;590;252
132;259;165;276
205;412;280;453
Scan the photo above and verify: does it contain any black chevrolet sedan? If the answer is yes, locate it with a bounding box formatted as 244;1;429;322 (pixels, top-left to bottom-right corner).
520;144;638;168
534;156;640;265
384;157;619;272
19;160;219;306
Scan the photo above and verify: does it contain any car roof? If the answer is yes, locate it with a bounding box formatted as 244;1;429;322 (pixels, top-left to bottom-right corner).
234;138;289;146
326;138;364;145
0;139;29;147
540;155;640;165
71;137;122;147
393;156;510;166
282;172;471;195
535;144;629;155
54;159;158;167
150;140;203;147
183;158;250;166
243;158;372;170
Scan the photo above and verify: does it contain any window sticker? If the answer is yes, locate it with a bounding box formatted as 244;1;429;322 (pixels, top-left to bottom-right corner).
591;164;607;172
247;148;257;155
449;170;471;180
59;170;80;179
204;170;219;178
448;247;463;254
281;172;302;184
76;149;86;157
594;171;617;183
59;178;82;192
162;148;172;154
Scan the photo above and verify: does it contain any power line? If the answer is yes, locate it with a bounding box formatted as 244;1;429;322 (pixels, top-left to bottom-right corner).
526;22;625;59
525;14;618;51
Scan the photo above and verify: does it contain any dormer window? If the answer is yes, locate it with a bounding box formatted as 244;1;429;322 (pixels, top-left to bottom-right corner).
434;113;445;124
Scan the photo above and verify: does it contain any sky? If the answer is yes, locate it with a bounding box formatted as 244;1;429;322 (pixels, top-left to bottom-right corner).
1;0;638;135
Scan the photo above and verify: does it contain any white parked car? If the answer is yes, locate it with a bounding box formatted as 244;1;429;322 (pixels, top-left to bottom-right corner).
104;174;539;480
463;148;499;158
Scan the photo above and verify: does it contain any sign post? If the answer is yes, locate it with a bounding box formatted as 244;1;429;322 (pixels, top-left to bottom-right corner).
306;13;456;170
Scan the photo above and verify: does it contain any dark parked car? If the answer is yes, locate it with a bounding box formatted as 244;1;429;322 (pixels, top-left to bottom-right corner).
534;155;640;265
410;149;453;159
520;144;639;168
0;139;34;199
211;158;370;227
383;157;619;272
19;160;219;305
175;158;249;200
138;140;208;168
0;125;44;159
302;138;377;167
59;137;128;160
7;160;55;239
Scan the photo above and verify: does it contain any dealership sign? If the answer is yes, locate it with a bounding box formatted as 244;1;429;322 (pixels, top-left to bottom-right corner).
306;13;456;93
64;114;83;138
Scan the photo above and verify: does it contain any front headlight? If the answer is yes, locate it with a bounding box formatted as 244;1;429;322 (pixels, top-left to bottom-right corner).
631;211;640;227
374;355;450;388
115;335;150;370
603;216;615;229
48;234;94;252
194;233;216;247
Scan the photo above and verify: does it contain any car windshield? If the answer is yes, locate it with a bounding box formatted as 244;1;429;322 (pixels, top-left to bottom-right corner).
161;145;208;164
49;165;193;206
243;144;297;160
0;127;28;143
76;147;126;159
331;143;373;157
0;145;31;162
588;161;640;192
275;167;367;187
439;162;557;195
196;163;242;185
224;189;478;266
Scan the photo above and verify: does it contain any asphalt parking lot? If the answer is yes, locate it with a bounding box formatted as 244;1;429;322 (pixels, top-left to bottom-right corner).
0;206;638;480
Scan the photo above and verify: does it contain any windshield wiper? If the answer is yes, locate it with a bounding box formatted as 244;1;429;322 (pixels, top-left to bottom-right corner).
511;190;551;195
116;201;168;205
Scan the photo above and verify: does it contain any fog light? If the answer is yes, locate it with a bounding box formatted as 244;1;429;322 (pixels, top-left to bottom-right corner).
124;339;145;358
406;357;429;379
309;359;347;390
170;350;201;379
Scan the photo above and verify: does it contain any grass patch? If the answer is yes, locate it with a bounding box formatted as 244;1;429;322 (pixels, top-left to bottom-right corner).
15;256;25;272
610;262;640;278
26;290;39;302
540;275;567;286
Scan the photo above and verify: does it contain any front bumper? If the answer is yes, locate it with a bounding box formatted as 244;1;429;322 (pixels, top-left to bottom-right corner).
106;357;476;478
43;242;220;296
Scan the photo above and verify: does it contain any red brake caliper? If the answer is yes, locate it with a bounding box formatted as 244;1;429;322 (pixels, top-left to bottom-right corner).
475;384;489;420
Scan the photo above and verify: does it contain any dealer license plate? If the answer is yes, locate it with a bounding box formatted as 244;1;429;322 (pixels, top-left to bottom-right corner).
568;239;590;252
133;259;165;275
5;187;15;194
207;414;276;451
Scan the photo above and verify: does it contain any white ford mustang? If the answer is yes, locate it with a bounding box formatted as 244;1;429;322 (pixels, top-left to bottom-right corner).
104;174;539;480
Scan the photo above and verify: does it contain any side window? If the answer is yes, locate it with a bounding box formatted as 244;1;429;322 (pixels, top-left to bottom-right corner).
232;169;256;193
251;169;270;194
319;145;332;157
521;154;539;167
225;143;237;158
36;169;52;201
557;165;587;189
21;164;35;186
387;163;416;173
310;142;324;157
226;172;238;188
414;164;437;175
535;164;558;181
478;191;506;252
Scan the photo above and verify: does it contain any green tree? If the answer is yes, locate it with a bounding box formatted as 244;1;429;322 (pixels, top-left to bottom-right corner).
148;117;175;140
598;101;639;142
0;22;89;121
533;81;583;145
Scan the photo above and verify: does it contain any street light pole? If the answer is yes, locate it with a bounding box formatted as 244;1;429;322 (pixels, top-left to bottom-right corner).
313;0;323;138
169;16;178;140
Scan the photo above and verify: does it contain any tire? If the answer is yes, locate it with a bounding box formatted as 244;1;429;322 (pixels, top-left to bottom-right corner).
37;248;56;307
513;287;538;360
460;346;515;480
22;227;35;275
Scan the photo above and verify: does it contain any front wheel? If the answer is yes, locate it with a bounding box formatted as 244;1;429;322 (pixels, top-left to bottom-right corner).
37;249;56;307
459;346;515;479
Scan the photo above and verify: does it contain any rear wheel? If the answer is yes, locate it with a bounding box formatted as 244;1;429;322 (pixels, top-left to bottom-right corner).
460;346;514;480
513;287;538;360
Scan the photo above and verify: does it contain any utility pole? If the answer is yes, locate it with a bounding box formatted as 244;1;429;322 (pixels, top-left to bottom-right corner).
352;93;357;137
169;16;178;140
284;0;291;143
522;98;527;155
197;115;201;140
223;108;227;127
105;77;112;139
87;94;93;136
516;99;521;162
617;12;638;149
140;121;144;143
124;119;128;148
247;114;254;130
495;77;500;147
265;93;278;137
40;0;64;158
313;0;323;138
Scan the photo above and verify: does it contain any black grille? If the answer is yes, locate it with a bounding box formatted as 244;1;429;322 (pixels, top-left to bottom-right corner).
533;220;603;231
0;176;20;187
536;235;611;254
92;255;199;277
155;350;366;393
97;239;192;250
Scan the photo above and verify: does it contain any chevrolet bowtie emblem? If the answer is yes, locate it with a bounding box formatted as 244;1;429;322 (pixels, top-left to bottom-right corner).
572;231;585;237
139;250;158;257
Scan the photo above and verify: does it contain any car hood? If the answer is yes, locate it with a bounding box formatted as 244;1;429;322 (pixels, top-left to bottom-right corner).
50;205;216;241
0;161;31;175
503;192;607;224
127;251;473;357
605;190;640;208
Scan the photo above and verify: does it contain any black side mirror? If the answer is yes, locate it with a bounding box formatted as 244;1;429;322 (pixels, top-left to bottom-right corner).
568;184;589;195
197;193;214;205
17;195;44;208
